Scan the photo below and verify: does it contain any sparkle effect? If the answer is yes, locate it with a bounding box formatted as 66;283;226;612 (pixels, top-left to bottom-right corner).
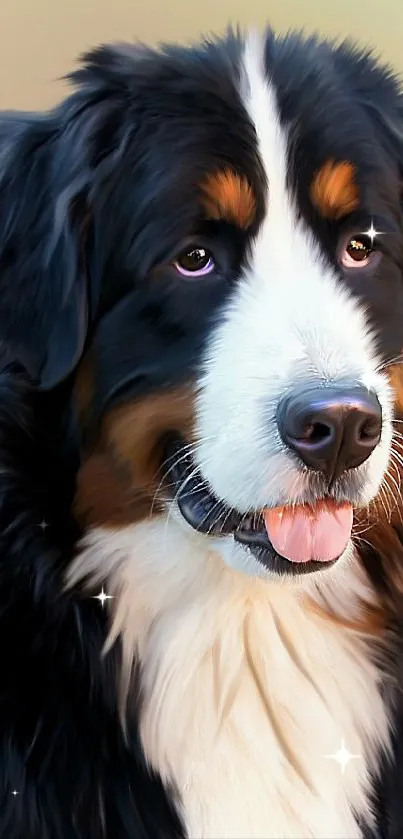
11;790;19;796
324;738;362;775
38;520;49;531
92;587;114;608
361;221;383;244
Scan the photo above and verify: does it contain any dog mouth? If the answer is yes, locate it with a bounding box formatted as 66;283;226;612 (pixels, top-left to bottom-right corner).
164;437;353;576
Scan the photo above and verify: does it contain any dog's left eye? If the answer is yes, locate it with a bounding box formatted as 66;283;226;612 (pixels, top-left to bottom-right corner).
173;246;215;277
339;234;376;269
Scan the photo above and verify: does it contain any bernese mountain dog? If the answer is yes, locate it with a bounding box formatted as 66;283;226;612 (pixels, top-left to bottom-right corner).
2;24;403;839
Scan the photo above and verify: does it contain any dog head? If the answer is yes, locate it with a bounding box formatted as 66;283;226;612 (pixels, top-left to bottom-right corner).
3;30;403;581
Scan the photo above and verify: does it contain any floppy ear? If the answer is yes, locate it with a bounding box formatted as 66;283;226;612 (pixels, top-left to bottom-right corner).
0;112;95;390
0;42;156;390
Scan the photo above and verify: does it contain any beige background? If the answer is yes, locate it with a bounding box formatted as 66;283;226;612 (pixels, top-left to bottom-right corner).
0;0;402;110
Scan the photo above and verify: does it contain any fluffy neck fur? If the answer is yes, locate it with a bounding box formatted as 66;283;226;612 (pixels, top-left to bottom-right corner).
67;515;393;839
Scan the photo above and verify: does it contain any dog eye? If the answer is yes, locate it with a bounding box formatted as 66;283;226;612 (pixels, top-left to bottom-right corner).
173;246;215;277
339;234;376;269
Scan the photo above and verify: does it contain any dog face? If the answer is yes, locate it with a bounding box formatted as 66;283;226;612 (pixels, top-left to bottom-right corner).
3;30;403;581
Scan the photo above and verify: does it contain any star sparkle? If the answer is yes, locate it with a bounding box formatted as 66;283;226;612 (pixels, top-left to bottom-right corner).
324;738;362;775
92;587;114;608
361;221;384;244
11;790;19;796
38;519;49;531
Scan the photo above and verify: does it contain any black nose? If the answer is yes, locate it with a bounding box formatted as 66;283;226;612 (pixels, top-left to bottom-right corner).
277;386;382;484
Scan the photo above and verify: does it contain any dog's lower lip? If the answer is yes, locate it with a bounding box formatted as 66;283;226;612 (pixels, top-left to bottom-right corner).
233;521;272;549
166;435;240;535
165;436;342;573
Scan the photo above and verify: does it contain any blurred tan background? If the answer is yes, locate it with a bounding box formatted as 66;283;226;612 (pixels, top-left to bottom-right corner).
0;0;402;110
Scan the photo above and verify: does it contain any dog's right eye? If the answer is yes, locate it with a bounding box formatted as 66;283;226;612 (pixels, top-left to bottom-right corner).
338;233;381;271
173;246;215;278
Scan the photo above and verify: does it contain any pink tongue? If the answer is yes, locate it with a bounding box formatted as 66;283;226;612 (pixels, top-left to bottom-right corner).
263;502;353;563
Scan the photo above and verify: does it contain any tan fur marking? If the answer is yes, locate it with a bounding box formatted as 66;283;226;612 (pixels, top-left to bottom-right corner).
74;451;160;528
75;385;195;529
388;361;403;415
343;362;403;614
201;169;256;229
305;594;385;636
310;161;359;220
104;385;195;479
364;362;403;528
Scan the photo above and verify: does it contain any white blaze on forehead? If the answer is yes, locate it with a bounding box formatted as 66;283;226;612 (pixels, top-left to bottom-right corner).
241;31;292;249
239;31;365;338
193;32;392;517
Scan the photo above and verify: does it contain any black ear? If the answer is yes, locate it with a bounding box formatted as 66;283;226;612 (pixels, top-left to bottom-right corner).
0;112;94;390
0;42;150;390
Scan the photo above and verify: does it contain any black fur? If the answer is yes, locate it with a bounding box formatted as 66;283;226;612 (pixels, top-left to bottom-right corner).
0;362;185;837
1;27;403;838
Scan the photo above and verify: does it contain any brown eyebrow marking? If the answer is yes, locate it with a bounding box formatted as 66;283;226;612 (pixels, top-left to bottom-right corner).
310;160;359;220
200;169;256;229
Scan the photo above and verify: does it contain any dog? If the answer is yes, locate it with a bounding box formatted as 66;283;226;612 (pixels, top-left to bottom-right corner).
1;24;403;839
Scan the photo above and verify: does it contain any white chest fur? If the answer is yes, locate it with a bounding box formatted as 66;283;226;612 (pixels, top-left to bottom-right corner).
69;519;391;839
